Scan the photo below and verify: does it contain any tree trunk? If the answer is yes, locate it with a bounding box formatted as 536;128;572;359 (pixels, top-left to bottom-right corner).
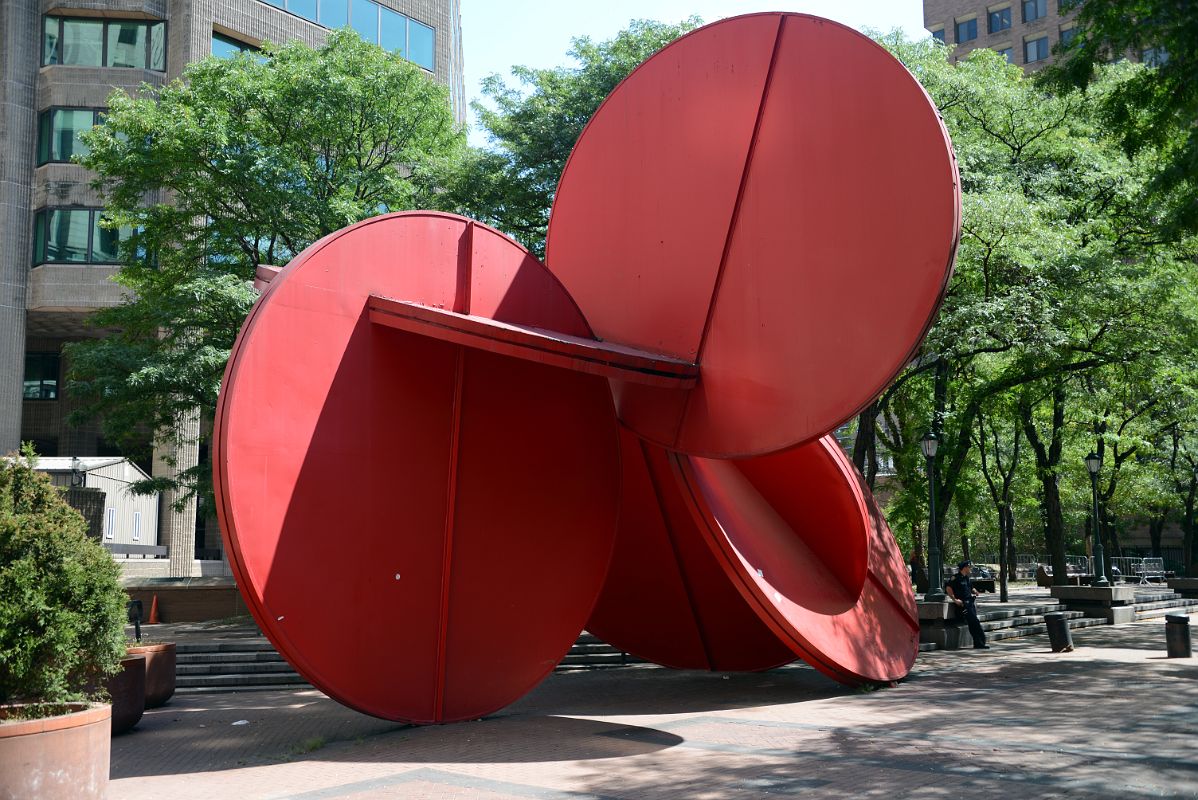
1040;474;1070;586
1148;514;1166;558
851;402;878;489
998;505;1010;602
1184;495;1197;577
1005;510;1017;586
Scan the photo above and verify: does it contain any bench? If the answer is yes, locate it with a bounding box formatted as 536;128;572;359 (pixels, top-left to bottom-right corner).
1035;564;1092;588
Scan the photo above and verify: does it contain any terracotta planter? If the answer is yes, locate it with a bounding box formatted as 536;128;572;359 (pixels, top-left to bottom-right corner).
0;703;111;799
105;653;146;735
128;642;176;708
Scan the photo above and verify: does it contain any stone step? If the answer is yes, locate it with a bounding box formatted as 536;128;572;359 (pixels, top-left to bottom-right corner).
1132;597;1197;612
178;661;299;676
176;672;310;689
176;651;287;664
1135;604;1198;622
979;611;1083;632
974;603;1066;622
987;617;1107;641
176;639;276;654
1130;591;1185;604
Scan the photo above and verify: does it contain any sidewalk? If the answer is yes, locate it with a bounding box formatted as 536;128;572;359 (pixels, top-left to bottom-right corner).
111;613;1198;799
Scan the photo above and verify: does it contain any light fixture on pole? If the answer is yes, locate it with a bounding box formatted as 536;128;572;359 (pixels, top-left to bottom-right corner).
922;432;945;601
1085;452;1110;588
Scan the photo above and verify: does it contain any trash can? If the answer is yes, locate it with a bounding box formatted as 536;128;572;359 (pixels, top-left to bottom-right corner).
1045;612;1073;653
1166;615;1192;658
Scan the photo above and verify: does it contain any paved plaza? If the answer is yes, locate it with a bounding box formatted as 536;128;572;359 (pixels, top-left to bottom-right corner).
111;613;1198;799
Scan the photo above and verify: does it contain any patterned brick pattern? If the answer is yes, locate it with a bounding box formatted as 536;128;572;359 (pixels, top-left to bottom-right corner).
109;614;1198;799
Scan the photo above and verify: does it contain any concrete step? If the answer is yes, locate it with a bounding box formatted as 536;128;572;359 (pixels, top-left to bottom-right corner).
1131;597;1197;612
176;639;276;654
177;661;299;676
176;651;287;664
1135;603;1198;622
986;617;1107;641
975;603;1066;622
979;611;1083;632
176;672;309;689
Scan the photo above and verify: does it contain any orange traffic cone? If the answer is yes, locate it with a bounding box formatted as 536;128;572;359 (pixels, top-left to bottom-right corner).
148;594;160;624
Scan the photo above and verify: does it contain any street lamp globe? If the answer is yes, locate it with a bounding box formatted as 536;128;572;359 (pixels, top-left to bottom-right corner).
1085;452;1101;475
921;432;938;459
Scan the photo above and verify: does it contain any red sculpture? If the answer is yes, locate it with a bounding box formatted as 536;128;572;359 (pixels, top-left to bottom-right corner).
214;13;959;724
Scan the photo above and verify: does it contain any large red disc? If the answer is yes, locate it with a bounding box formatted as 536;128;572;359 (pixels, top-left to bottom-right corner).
214;212;619;723
547;13;960;458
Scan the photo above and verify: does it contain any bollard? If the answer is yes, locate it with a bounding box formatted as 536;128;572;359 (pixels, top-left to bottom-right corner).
1045;612;1074;653
1166;615;1192;658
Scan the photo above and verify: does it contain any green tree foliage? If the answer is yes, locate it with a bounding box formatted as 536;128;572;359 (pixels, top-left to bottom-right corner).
1051;0;1198;234
864;36;1198;583
435;18;700;255
67;30;463;498
0;446;126;706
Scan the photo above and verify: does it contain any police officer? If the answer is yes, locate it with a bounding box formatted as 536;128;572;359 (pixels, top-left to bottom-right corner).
946;560;989;649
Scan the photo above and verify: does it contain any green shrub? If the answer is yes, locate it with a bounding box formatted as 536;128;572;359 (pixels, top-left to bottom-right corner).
0;445;126;706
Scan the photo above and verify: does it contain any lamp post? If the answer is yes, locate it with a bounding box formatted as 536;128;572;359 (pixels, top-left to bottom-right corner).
922;432;945;601
1085;452;1110;588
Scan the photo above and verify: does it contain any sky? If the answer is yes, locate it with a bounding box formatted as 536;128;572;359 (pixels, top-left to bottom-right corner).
459;1;928;144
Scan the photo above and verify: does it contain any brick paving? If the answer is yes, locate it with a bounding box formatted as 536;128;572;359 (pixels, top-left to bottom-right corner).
111;613;1198;799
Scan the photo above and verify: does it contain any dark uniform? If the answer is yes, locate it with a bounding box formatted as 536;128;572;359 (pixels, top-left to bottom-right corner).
947;571;987;648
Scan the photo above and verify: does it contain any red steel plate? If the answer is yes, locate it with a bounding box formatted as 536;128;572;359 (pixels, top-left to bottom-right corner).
547;13;960;458
586;427;797;671
671;436;919;683
214;212;619;723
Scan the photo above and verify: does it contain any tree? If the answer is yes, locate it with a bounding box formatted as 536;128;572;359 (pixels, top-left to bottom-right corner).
436;18;700;256
1051;0;1198;235
67;30;463;500
0;445;126;706
865;37;1198;585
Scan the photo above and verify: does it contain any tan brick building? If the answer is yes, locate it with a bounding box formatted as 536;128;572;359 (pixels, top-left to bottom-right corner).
0;0;464;575
923;0;1078;71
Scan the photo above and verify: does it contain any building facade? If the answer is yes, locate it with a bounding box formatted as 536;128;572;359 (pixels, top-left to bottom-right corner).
0;0;463;574
923;0;1078;71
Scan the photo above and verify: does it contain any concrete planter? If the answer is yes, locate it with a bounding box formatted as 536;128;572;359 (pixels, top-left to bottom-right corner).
0;703;111;800
127;642;176;708
105;653;146;734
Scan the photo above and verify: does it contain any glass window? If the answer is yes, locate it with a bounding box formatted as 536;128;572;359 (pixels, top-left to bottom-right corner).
43;16;60;64
150;22;166;71
931;27;945;42
1025;35;1050;62
107;22;147;68
61;19;104;66
32;211;46;265
955;18;978;43
92;216;131;263
379;7;406;57
24;353;61;400
46;209;91;262
408;19;434;70
212;32;253;58
997;47;1015;63
43;17;165;71
1022;0;1047;23
319;0;349;29
1060;26;1077;46
988;7;1011;33
351;0;378;44
38;108;98;164
288;0;318;22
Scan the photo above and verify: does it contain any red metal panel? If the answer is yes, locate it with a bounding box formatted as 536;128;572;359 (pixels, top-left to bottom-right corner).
547;13;959;458
546;13;781;363
214;212;619;723
586;428;797;671
367;296;698;388
672;437;919;684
